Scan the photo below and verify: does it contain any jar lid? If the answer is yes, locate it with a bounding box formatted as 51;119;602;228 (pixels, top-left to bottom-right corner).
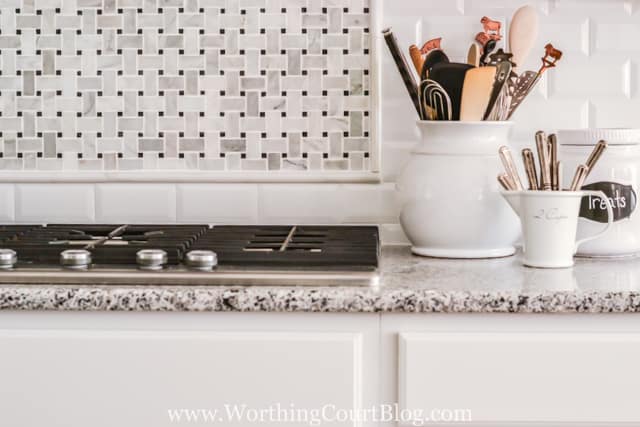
557;129;640;146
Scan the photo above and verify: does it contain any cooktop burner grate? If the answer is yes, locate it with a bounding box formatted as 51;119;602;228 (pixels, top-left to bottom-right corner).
0;225;379;268
2;225;209;265
191;226;379;267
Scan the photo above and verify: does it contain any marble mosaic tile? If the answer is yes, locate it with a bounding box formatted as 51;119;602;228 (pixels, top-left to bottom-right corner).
0;0;372;173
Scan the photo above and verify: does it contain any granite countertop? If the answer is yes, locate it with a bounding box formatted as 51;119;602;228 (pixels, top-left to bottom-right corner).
2;246;640;313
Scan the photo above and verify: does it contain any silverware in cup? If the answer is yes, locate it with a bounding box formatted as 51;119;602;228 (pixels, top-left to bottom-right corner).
570;164;590;191
535;131;552;191
498;173;516;191
499;146;524;190
556;161;563;191
522;148;539;190
548;134;559;190
584;140;608;178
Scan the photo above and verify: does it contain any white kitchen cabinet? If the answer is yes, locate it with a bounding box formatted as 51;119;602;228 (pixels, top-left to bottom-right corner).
5;311;640;427
0;312;379;427
385;314;640;426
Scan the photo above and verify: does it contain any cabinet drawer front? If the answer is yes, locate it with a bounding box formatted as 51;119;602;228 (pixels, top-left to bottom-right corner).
0;331;362;427
399;332;640;424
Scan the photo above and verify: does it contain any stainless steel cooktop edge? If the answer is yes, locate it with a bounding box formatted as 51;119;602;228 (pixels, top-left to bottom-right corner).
0;268;380;287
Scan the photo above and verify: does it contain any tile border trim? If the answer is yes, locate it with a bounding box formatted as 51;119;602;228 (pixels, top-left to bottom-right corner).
0;171;381;183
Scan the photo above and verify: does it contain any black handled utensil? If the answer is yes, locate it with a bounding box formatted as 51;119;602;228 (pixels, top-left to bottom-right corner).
483;49;514;120
420;49;450;81
428;62;473;120
479;39;497;65
382;28;423;119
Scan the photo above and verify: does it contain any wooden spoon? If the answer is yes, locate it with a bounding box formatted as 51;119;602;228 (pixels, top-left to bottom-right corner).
409;44;424;76
460;66;497;121
467;43;481;67
509;5;539;71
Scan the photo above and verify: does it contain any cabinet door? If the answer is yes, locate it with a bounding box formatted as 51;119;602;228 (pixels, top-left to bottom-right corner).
399;331;640;425
0;313;374;427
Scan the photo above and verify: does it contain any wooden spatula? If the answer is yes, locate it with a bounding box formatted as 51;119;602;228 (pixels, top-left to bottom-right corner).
460;66;497;121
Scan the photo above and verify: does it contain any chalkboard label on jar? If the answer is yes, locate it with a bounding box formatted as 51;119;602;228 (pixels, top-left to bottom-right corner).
580;182;637;223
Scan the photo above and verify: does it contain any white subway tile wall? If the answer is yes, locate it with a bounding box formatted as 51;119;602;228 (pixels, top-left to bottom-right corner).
0;185;16;222
1;0;638;244
176;183;259;223
14;184;95;222
95;183;177;222
257;182;398;224
381;0;640;148
1;181;407;242
0;0;372;173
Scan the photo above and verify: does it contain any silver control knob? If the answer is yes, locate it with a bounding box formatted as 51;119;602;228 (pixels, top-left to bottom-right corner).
0;249;17;269
60;249;92;269
185;250;218;271
136;249;167;270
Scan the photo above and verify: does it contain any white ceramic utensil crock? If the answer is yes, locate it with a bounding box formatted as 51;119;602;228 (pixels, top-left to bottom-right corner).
396;121;520;258
502;191;614;268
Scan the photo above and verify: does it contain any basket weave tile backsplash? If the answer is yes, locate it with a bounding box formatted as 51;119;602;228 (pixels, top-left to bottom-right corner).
0;0;372;174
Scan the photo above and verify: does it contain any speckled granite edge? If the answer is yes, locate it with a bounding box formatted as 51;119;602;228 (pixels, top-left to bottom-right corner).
3;286;640;313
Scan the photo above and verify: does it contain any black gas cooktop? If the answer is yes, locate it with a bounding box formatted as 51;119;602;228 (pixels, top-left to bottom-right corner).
0;224;379;270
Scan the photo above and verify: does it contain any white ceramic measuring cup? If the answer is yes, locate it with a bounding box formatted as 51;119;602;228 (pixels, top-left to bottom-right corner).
502;191;614;268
